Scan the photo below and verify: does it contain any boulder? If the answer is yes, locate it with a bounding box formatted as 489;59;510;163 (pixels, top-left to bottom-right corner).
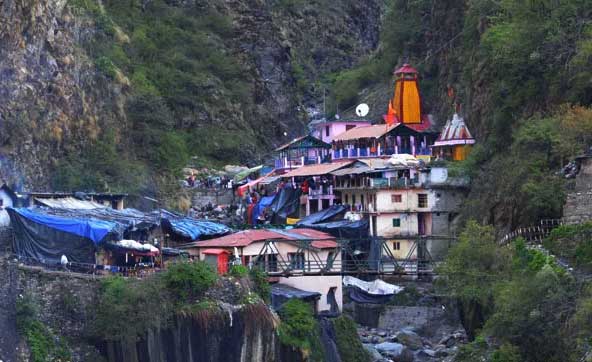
396;330;423;350
371;336;383;344
363;344;384;362
375;342;404;356
418;349;436;358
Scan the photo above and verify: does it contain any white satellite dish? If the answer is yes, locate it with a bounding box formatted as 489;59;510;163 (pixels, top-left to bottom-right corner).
356;103;370;117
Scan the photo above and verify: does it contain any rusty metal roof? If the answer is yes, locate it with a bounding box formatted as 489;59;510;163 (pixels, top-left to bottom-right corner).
281;161;353;178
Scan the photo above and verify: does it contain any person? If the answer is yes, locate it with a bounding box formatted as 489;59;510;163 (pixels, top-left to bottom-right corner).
301;179;309;194
60;254;69;271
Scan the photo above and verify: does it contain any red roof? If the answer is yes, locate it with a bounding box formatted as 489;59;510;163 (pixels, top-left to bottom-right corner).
394;63;418;75
190;228;337;249
380;115;433;132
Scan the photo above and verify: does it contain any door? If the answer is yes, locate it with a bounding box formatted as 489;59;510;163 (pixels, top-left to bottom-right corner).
418;213;426;236
218;253;229;274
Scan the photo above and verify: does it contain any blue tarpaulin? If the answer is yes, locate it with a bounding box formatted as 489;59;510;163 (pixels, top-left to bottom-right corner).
252;195;275;224
10;207;117;244
160;210;231;241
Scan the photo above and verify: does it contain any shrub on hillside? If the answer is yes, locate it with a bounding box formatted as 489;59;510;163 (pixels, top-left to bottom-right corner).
162;260;217;303
249;267;271;304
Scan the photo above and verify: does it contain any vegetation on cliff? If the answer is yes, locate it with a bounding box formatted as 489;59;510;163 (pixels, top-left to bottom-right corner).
439;221;590;362
332;0;592;229
16;294;71;362
92;260;219;340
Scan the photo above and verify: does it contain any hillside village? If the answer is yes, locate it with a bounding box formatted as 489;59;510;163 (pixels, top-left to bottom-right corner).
0;63;483;361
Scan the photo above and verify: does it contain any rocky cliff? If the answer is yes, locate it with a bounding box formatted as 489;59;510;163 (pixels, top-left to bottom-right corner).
0;0;127;190
0;0;384;193
0;256;300;362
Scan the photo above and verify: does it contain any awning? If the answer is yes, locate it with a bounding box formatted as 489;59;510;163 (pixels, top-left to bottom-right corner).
271;284;321;310
233;165;263;182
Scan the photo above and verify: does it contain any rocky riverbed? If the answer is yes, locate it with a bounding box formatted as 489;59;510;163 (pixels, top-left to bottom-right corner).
345;281;468;362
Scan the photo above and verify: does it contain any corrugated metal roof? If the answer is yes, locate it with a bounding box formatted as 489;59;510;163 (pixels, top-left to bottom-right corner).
281;161;353;178
274;135;331;152
333;124;395;141
185;228;337;249
35;197;107;209
331;165;371;176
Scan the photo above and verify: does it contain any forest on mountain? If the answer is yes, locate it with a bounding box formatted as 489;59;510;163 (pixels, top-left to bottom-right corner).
331;0;592;231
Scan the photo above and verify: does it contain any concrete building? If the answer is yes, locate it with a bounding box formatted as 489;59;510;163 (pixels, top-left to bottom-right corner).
311;119;372;144
179;228;343;313
333;161;466;265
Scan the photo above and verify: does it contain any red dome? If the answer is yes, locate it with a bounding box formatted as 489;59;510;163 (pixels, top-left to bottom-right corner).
394;63;419;75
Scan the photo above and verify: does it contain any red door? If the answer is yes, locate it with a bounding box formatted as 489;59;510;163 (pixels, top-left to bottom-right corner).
218;253;229;274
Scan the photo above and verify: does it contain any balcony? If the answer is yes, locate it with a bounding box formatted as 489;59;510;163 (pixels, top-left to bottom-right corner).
335;177;421;190
274;156;321;169
332;146;431;160
307;185;335;200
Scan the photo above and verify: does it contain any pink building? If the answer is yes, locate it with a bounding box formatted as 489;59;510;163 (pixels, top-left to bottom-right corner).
311;119;372;144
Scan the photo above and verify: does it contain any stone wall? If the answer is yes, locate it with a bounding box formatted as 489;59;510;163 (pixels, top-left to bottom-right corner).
0;259;290;362
191;189;234;208
0;256;18;362
15;266;103;361
564;157;592;224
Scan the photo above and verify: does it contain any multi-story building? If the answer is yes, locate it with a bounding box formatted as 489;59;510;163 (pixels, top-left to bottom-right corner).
333;160;467;267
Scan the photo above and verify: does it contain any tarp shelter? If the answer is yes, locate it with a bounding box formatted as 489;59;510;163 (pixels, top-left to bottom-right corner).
7;207;118;264
252;195;276;224
41;207;159;241
295;205;348;227
233;165;263;182
271;283;321;311
159;209;231;242
268;187;302;224
299;218;369;240
343;276;403;304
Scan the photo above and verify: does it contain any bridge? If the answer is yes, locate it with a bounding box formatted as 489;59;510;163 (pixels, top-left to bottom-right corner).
252;235;458;277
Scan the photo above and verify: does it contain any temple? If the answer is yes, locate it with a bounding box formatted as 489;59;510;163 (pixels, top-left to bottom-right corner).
385;64;423;125
431;113;475;161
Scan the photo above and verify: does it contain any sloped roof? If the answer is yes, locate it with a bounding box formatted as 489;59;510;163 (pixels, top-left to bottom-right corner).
394;63;419;75
35;197;107;209
333;122;430;142
281;161;353;178
433;114;475;147
333;124;395;141
183;228;337;249
275;135;331;152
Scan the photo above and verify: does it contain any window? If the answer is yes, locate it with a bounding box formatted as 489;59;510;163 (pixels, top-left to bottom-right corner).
289;252;305;269
352;194;356;205
391;194;402;203
392;218;401;227
325;126;330;137
418;194;428;208
393;241;401;250
344;194;349;204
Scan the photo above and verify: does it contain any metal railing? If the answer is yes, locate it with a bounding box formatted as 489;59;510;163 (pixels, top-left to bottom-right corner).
498;219;563;245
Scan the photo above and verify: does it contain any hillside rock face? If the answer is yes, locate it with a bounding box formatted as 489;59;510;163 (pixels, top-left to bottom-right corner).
0;0;383;191
0;0;127;190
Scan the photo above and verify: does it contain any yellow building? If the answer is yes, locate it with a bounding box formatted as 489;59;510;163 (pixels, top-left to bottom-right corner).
387;63;422;125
